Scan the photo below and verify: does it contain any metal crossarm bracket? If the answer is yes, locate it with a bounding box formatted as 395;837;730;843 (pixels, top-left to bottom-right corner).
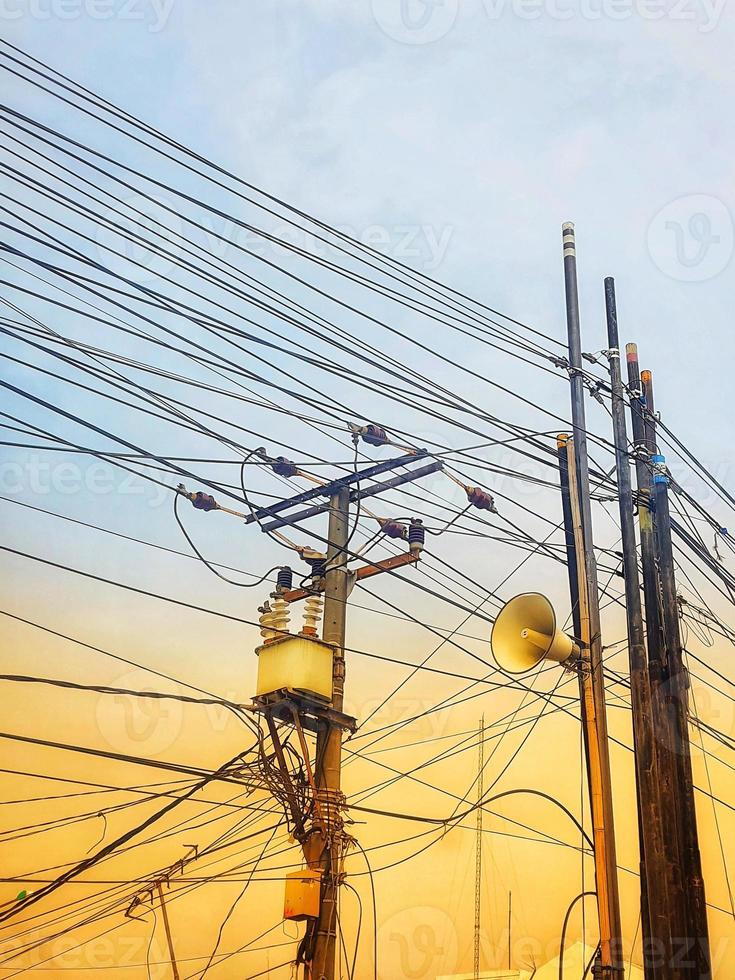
245;450;428;525
259;459;443;533
283;551;419;602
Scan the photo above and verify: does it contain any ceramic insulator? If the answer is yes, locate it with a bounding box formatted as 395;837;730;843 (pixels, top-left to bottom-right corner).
302;593;323;636
270;594;290;636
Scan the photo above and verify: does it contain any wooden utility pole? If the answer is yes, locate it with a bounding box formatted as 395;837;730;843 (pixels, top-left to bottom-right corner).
604;280;669;979
560;222;623;978
156;882;181;980
640;370;711;979
305;486;350;980
625;343;689;970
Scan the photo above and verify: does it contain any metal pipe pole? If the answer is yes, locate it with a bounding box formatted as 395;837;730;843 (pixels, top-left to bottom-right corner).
561;223;623;978
156;882;181;980
604;280;670;979
641;370;711;979
307;486;350;980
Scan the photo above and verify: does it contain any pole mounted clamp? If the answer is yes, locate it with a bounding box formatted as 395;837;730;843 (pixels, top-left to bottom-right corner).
550;355;570;371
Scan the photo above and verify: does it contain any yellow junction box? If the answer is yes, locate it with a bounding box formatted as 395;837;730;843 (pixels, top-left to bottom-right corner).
284;869;322;921
256;634;334;703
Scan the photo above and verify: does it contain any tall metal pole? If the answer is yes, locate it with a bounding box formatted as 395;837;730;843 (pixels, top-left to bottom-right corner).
156;882;181;980
641;370;711;979
604;280;669;980
561;223;623;978
306;486;350;980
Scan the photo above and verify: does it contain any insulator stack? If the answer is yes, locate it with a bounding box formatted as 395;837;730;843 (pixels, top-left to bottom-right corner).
270;594;290;636
258;602;277;644
304;555;327;580
379;518;407;540
302;593;324;637
466;486;496;512
360;424;389;447
277;566;293;592
408;518;425;555
271;456;299;478
190;491;218;512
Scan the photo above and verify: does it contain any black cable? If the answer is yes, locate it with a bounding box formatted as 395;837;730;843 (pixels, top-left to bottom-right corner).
173;491;281;587
558;892;596;980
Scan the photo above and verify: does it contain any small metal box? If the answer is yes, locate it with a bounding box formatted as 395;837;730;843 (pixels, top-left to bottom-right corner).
284;869;322;921
256;634;333;703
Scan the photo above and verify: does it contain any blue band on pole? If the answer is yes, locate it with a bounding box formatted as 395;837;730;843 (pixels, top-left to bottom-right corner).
652;454;669;486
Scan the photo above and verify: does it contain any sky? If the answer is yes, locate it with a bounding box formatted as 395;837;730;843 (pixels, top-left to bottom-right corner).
0;3;734;979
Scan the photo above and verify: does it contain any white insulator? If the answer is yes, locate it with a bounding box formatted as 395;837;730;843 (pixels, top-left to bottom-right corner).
258;603;277;642
270;594;290;636
302;593;323;636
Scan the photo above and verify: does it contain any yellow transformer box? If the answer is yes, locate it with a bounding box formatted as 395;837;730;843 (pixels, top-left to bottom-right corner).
284;869;322;921
256;634;334;703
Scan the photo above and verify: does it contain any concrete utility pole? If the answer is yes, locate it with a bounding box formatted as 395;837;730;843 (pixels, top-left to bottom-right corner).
250;449;441;980
640;369;711;980
306;487;351;980
604;281;670;980
560;223;623;978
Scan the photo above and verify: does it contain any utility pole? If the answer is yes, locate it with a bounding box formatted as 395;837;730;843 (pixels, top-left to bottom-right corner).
563;433;623;978
156;883;181;980
246;448;442;980
306;487;350;980
625;346;690;975
640;369;711;979
603;280;669;980
474;715;484;980
561;223;623;978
